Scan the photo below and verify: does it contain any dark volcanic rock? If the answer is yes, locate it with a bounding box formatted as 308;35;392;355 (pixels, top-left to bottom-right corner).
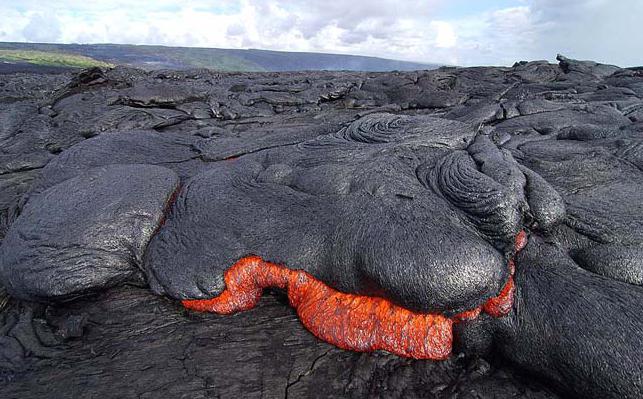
496;239;643;399
515;136;643;287
0;55;642;399
0;287;557;399
0;164;179;300
146;114;509;314
29;130;205;194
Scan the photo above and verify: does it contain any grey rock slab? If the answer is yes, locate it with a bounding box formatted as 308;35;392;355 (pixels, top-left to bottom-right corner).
0;164;179;301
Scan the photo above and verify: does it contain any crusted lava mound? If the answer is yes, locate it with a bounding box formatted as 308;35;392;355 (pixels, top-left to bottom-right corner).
0;55;642;398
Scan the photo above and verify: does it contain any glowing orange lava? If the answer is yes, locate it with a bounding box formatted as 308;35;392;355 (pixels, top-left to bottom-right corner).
183;232;526;359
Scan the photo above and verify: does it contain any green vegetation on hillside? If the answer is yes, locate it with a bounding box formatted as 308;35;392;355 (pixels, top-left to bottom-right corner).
131;45;265;71
0;42;437;72
0;49;113;68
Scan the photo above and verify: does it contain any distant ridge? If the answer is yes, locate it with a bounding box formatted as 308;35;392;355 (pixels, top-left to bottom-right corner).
0;42;439;72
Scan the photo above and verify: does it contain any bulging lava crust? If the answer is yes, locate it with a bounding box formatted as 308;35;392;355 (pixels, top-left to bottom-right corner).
145;114;523;315
182;232;526;359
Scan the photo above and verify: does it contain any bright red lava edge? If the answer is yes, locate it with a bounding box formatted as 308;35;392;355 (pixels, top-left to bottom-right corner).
183;231;527;359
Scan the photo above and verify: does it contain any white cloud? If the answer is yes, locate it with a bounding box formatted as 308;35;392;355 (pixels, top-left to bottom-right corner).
431;21;457;49
0;0;641;66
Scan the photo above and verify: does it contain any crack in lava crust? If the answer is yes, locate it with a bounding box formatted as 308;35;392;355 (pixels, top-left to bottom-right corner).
182;231;527;359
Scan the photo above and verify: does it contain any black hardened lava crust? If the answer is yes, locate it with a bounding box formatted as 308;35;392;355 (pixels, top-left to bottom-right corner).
0;55;642;398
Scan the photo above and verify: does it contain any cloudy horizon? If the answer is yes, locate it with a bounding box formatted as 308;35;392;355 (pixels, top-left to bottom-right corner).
1;0;641;67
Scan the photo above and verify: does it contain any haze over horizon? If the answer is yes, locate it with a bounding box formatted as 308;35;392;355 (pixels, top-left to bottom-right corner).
0;0;641;67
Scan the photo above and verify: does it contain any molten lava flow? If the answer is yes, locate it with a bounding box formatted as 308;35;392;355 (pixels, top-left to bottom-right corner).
482;277;515;318
183;231;527;359
514;229;528;252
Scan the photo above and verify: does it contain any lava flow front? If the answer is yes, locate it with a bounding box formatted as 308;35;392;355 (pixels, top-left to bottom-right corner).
183;231;527;359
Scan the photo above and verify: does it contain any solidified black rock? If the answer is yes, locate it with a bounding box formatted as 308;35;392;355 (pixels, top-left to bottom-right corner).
0;164;179;300
0;55;642;399
145;114;510;313
497;240;643;399
29;130;205;194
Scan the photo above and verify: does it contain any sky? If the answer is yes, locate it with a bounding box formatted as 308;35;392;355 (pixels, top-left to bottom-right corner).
0;0;641;67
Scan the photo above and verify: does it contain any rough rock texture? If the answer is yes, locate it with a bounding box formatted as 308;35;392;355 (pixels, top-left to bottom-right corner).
0;288;555;399
145;114;510;315
0;164;179;301
495;239;643;399
0;56;642;398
